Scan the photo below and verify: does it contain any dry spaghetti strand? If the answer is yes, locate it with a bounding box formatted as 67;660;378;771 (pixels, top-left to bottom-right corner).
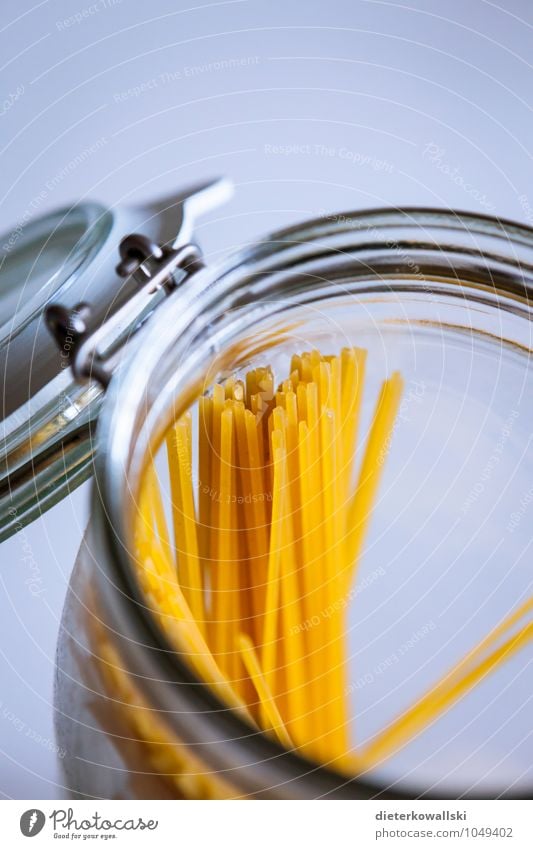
238;633;293;749
361;599;533;767
166;415;204;632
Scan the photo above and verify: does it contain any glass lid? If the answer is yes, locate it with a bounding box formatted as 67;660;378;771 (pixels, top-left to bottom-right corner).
0;178;232;541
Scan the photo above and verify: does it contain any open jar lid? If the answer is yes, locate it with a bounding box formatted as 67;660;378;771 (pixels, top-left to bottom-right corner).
0;178;232;541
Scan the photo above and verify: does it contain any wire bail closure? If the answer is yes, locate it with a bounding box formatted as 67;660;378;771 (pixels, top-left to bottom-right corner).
45;237;204;389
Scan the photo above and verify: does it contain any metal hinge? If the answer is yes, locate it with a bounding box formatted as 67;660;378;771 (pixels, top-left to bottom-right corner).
45;236;204;389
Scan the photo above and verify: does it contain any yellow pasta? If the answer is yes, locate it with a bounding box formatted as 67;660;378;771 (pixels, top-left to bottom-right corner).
132;346;533;784
166;415;204;632
238;633;293;749
361;598;533;767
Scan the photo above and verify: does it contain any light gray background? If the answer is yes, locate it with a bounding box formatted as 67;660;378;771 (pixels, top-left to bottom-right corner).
1;0;532;798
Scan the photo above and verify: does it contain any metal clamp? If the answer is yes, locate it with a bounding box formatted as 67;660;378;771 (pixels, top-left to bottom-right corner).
46;238;204;389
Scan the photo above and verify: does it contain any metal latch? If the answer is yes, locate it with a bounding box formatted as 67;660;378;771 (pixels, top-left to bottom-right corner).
45;237;204;389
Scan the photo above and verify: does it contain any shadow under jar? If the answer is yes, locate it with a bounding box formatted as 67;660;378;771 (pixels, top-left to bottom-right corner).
54;208;533;800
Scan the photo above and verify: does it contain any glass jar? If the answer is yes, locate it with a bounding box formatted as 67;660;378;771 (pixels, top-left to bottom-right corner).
2;196;533;799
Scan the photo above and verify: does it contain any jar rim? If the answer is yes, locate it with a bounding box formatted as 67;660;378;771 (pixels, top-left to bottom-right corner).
92;206;533;799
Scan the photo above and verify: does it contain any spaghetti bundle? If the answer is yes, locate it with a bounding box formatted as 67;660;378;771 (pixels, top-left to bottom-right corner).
134;347;403;766
132;346;533;778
